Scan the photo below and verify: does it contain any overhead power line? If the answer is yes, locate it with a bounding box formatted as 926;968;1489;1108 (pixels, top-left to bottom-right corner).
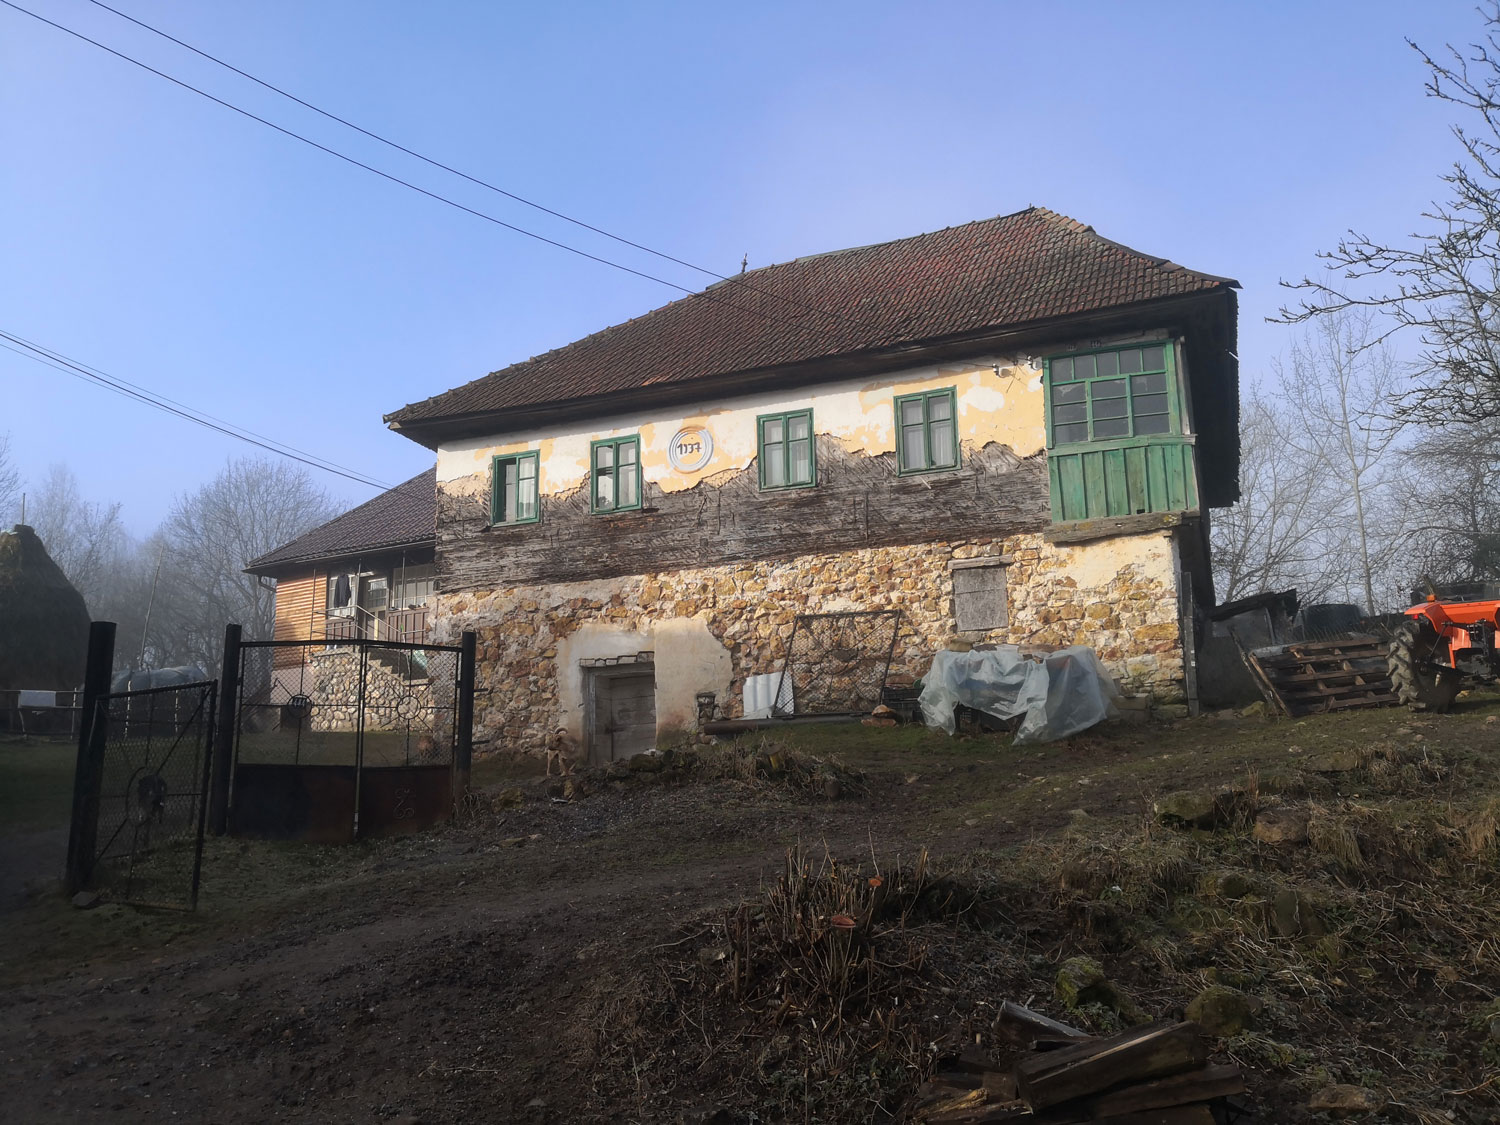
2;0;861;337
0;329;394;489
84;0;873;334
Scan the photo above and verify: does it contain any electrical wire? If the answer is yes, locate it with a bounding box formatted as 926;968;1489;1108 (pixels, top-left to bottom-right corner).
81;0;878;334
0;0;829;336
0;329;394;489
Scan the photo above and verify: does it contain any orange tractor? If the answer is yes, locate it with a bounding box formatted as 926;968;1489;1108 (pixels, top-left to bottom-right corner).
1387;590;1500;711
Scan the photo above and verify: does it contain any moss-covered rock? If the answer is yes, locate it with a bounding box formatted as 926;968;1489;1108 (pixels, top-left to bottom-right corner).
1185;985;1258;1036
1054;956;1142;1024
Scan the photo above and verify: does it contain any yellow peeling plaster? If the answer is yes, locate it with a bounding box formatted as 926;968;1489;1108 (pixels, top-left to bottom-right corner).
434;357;1046;499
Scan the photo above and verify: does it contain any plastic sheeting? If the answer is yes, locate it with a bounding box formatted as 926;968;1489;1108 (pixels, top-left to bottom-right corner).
918;645;1121;743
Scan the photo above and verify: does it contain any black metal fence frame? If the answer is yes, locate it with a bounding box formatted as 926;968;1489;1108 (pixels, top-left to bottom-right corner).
773;609;902;717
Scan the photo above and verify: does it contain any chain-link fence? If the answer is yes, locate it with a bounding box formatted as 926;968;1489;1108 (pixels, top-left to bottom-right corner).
775;611;901;716
90;681;216;910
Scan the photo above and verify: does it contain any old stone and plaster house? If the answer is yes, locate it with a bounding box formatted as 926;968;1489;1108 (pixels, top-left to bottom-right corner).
369;208;1239;762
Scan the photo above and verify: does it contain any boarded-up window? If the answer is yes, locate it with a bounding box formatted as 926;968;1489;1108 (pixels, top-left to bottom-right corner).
951;560;1008;632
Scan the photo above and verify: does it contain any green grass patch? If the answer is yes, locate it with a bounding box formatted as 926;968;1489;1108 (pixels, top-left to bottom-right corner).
0;736;77;833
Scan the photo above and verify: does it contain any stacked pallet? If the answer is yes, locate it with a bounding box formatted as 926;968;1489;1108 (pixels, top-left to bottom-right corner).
914;1004;1246;1124
1240;635;1396;717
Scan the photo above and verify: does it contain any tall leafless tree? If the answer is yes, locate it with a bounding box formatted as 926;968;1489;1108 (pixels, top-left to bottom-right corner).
149;458;338;670
24;463;129;612
1279;3;1500;425
0;433;20;526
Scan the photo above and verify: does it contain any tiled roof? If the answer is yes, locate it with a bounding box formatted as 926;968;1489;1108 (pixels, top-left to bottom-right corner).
386;207;1236;430
244;468;435;575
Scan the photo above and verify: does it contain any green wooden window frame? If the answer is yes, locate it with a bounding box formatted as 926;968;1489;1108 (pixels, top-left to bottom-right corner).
894;387;959;474
590;435;642;513
757;409;816;489
490;451;541;525
1045;342;1179;447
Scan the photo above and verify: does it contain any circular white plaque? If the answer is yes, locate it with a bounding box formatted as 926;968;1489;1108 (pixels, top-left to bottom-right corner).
667;427;714;472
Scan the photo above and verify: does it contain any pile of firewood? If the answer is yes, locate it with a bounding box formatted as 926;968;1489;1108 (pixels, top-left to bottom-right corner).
913;1002;1247;1124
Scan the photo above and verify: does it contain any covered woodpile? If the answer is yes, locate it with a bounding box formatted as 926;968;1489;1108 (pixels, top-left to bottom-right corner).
0;523;90;692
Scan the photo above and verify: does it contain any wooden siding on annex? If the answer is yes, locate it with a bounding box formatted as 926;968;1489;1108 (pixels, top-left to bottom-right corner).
270;571;326;667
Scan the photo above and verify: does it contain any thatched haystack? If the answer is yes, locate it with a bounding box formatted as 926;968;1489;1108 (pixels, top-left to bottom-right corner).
0;524;90;691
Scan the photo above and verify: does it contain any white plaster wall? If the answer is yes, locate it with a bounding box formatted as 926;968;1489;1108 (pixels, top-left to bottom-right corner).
435;354;1047;500
553;617;732;749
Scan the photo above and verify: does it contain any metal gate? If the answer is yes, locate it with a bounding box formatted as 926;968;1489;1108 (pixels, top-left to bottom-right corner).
83;681;216;909
774;610;902;716
224;634;472;842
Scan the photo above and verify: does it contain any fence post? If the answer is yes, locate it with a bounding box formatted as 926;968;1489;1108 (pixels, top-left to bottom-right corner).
208;623;241;836
455;630;477;800
65;620;115;896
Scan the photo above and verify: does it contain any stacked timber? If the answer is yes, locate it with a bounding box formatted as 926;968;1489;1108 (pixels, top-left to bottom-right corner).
914;1004;1245;1124
1240;635;1396;717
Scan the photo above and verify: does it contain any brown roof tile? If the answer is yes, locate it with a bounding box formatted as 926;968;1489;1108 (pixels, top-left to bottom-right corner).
386;207;1235;432
244;469;435;575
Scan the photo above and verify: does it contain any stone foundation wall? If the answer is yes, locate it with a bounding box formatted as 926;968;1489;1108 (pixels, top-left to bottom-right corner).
433;529;1186;756
307;649;443;735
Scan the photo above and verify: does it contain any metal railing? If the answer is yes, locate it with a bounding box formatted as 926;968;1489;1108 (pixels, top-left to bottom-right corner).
322;604;430;644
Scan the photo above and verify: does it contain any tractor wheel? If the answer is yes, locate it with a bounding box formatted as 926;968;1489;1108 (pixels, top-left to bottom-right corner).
1387;619;1462;713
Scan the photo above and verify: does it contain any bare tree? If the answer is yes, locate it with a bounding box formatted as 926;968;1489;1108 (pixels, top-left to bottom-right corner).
1211;393;1340;603
1392;420;1500;589
150;458;339;670
1276;312;1408;612
25;463;129;612
0;433;19;525
1279;3;1500;425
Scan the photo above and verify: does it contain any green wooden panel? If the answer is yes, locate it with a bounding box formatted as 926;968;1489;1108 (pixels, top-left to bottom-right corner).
1047;439;1198;523
1103;448;1128;516
1082;451;1108;519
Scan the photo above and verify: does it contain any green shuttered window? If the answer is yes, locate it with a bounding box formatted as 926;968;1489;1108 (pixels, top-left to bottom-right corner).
591;435;642;513
1045;342;1197;523
758;409;816;489
491;451;540;525
894;387;959;473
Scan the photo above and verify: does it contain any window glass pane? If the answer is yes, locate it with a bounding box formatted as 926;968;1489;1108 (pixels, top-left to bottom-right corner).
788;413;810;441
1091;378;1126;399
790;438;812;483
1095;351;1119;377
1131;372;1166;395
763;418;784;445
1053;402;1087;424
931;419;956;466
619;461;638;506
1133;392;1169;417
1092;397;1127;420
928;393;952;421
900;399;925;426
618;440;637;466
517;466;537;519
503;465;517;520
1074;354;1097;379
1053;382;1085;405
900;424;926;470
1135;414;1171;436
1094;416;1129;438
1055;422;1089;444
765;450;786;487
1118;348;1142;375
519;455;536;481
1142;345;1167;370
1051;356;1074;381
594;464;613;508
595;444;614;471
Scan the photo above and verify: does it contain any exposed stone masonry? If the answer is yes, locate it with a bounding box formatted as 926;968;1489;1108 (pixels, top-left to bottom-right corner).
433;531;1186;755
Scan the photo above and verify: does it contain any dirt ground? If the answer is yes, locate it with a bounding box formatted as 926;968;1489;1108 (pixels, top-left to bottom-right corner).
3;700;1500;1124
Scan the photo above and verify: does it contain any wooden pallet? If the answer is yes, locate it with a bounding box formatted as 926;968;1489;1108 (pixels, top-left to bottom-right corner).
1242;635;1398;717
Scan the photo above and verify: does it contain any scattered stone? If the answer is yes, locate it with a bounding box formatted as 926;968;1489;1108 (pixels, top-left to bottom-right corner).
944;637;973;652
862;716;898;727
1253;807;1311;846
499;837;528;848
1308;1084;1385;1117
1238;700;1271;719
1185;985;1259;1037
1054;956;1141;1022
1304;747;1364;773
494;786;524;809
1270;887;1326;938
1154;790;1220;829
70;890;100;910
628;751;665;773
1214;871;1256;900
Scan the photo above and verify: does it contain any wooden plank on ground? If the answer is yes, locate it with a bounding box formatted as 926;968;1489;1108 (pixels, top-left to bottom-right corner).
1014;1021;1207;1111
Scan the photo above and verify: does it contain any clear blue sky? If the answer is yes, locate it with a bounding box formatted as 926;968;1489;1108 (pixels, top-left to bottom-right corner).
0;0;1481;534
